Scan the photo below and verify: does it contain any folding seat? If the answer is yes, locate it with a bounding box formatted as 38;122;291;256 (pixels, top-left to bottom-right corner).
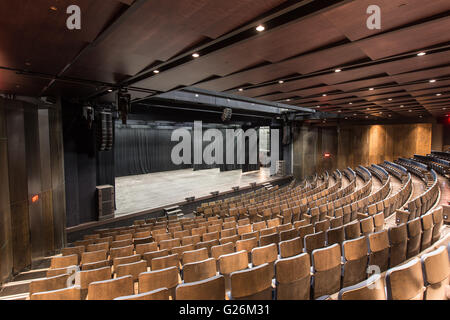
314;219;330;234
135;242;158;256
116;260;147;282
78;266;111;299
330;216;343;228
218;250;249;292
151;253;179;271
114;288;169;300
421;246;450;300
368;230;390;272
373;212;384;232
84;234;100;240
223;221;236;230
220;228;236;238
267;218;281;229
220;234;239;246
88;275;134;300
421;211;434;251
224;217;236;223
338;274;386;300
29;274;71;297
260;226;277;237
191;226;207;237
173;230;190;239
61;246;85;261
181;235;201;246
115;233;133;241
202;231;220;242
360;216;374;236
182;248;209;265
252;221;267;232
111;239;133;249
385;258;425;300
431;207;443;244
176;275;226;300
260;232;279;247
31;286;81;300
237;224;252;236
207;224;221;234
50;254;78;269
275;253;310;300
113;254;141;270
73;239;95;248
183;258;217;283
135;231;151;239
298;224;314;242
343;205;352;224
406;218;422;259
388;224;407;268
133;235;153;246
342;236;368;287
140;268;179;299
196;239;220;256
94;236;113;245
142;249;168;268
110;245;134;260
279;237;303;259
86;242;109;254
344;220;361;240
304;231;326;257
236;238;258;261
293;219;309;229
251;243;278;270
81;260;110;271
311;244;342;299
280;228;298;242
229;263;273;300
326;226;345;246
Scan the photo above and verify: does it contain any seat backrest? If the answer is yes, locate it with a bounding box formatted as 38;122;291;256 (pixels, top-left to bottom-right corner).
176;275;225;300
114;288;169;300
50;254;78;269
259;232;279;247
279;237;303;258
344;221;361;240
338;274;386;300
151;253;179;271
326;226;345;246
230;263;273;300
29;273;70;296
342;236;368;287
421;246;450;300
110;245;134;260
304;231;325;255
78;266;111;291
81;250;107;265
311;243;342;299
135;242;158;256
385;258;425;300
388;223;408;267
280;228;298;242
112;254;141;270
218;250;249;275
275;253;311;300
251;243;278;267
235;238;258;256
30;286;81;300
138;266;179;295
142;249;169;267
183;258;217;283
237;224;252;235
116;260;147;281
88;275;134;300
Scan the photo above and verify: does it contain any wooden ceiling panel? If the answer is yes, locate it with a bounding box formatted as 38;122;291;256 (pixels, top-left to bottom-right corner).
322;0;450;41
390;66;450;83
332;76;394;92
355;17;450;60
0;70;49;96
381;51;450;75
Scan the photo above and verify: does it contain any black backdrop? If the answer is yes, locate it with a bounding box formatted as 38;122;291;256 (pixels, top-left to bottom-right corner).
115;124;261;177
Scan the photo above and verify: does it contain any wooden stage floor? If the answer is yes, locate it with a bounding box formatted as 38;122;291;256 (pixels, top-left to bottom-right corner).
115;168;272;216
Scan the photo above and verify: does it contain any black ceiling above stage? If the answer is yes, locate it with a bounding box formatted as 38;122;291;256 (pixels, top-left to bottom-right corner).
1;0;450;120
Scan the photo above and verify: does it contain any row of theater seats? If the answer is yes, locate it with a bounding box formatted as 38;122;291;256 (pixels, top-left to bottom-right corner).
414;154;450;177
28;160;447;299
30;213;449;300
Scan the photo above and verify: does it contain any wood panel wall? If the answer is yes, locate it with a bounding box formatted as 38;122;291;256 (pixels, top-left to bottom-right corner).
0;98;66;283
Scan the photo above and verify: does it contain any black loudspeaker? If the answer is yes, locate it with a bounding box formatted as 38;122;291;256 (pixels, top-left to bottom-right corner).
96;185;115;221
221;108;232;122
96;111;113;151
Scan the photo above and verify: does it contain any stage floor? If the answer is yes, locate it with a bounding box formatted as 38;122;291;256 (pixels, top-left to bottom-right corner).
114;168;272;216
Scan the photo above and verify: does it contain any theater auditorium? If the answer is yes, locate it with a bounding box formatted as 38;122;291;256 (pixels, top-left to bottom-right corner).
0;1;449;302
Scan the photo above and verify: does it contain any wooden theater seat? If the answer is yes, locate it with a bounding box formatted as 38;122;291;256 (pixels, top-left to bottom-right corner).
151;254;179;271
115;260;147;281
176;275;226;300
78;266;111;299
338;274;386;300
30;286;81;300
275;253;311;300
385;258;425;300
251;243;278;269
88;275;134;300
50;255;78;269
114;288;169;300
29;274;71;297
342;236;368;287
138;266;179;298
368;230;390;272
388;224;407;268
279;237;303;258
311;244;342;299
421;246;450;300
183;258;217;283
229;263;273;300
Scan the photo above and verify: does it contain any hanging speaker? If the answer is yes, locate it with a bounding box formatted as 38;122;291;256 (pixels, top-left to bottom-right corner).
221;108;232;122
96;111;113;151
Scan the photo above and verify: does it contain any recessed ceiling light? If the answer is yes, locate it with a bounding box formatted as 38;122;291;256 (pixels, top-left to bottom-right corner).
338;110;342;113
417;52;426;56
353;113;357;116
50;6;57;11
322;94;327;97
408;110;412;112
153;70;160;74
429;79;436;83
388;114;392;117
388;98;393;101
316;106;320;108
335;69;342;73
107;89;113;92
345;117;348;119
443;108;447;110
400;105;404;108
256;25;265;32
238;88;244;92
192;53;200;58
278;80;284;84
436;93;442;96
419;115;423;118
369;88;374;91
286;99;291;102
349;102;353;105
195;94;199;97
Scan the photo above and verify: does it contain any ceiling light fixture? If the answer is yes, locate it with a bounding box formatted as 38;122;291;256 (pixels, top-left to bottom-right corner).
436;93;442;96
369;88;374;91
429;79;436;83
349;102;353;105
107;89;113;92
335;69;342;73
388;98;392;101
400;105;404;108
256;25;265;32
192;53;200;58
417;52;426;56
408;110;412;112
238;88;244;92
278;80;284;84
50;6;57;11
322;94;327;97
153;70;160;74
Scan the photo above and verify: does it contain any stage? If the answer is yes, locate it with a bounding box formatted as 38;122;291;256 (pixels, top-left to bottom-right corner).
114;167;272;217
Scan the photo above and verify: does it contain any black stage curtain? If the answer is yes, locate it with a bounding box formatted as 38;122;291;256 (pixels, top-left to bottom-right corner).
115;126;191;177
